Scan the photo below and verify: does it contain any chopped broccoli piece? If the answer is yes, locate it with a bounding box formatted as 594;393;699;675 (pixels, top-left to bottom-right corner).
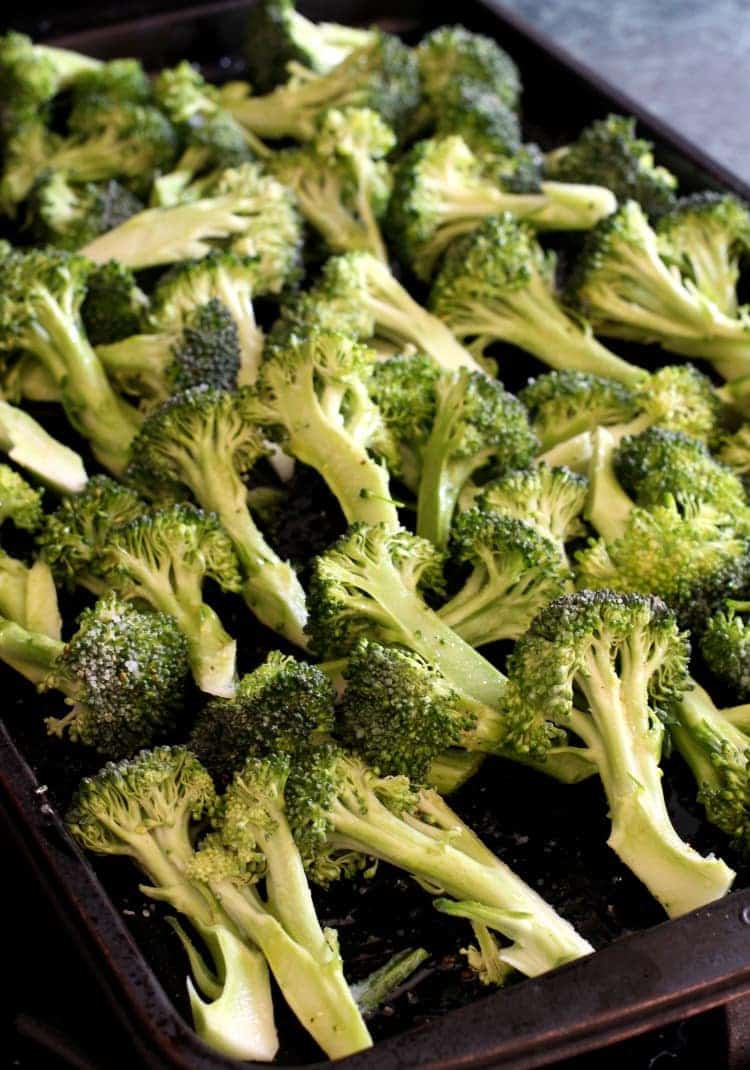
69;58;152;111
0;550;60;640
416;26;521;113
720;423;750;481
0;31;101;118
436;80;522;160
80;260;149;347
430;214;646;385
0;399;87;494
27;172;144;251
520;369;638;453
0;462;43;532
367;352;439;492
701;601;750;700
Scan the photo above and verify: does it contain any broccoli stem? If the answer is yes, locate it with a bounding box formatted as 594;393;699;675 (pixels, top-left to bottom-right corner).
583;426;634;542
0;556;61;639
350;947;429;1013
722;705;750;732
537;412;652;472
0;618;62;684
649;334;750;383
416;399;476;546
349;155;387;263
96;334;172;396
574;645;735;916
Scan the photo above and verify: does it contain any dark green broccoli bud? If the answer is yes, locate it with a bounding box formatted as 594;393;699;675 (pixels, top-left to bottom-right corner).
99;503;242;697
569;200;750;381
270;106;395;261
0;248;141;475
189;651;334;784
545;114;678;217
27;172;144;251
436;80;522;160
368;352;439;492
127;387;308;647
221;31;420;142
66;746;279;1062
38;475;146;595
80;261;149;347
244;330;400;530
285;740;592;976
520;369;638;452
416;26;521;113
430;214;646;385
475;465;588;560
388;137;616;281
307;521;515;709
437;509;569;645
0;463;43;532
0;116;60;215
506;589;734;915
416;366;537;547
0;399;87;495
187;753;373;1057
656;192;750;316
701;601;750;700
245;0;376;92
491;143;546;194
69;58;151;111
82;164;302;288
0;31;101;119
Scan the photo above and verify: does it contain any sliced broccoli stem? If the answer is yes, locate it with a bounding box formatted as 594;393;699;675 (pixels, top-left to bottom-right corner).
351;947;429;1014
0;556;61;639
537;412;652;472
648;334;750;382
416;403;475;546
0;618;62;684
583;426;634;542
0;400;88;494
349;155;387;263
722;705;750;732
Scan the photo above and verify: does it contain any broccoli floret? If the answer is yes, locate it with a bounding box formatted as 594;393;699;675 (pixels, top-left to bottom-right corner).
69;58;152;111
80;260;149;347
656;192;750;317
97;503;241;697
127;387;308;648
545;114;678;217
307;521;514;708
436;81;522;160
0;116;59;215
0;248;141;475
506;590;735;915
245;0;375;92
187;753;373;1057
0;31;101;119
285;740;592;977
82;164;302;287
520;369;638;453
570;200;750;381
0;399;87;494
0;463;43;532
416;26;521;113
367;352;439;492
245;330;400;530
388;137;616;281
27;172;144;251
189;651;335;785
271;106;395;261
701;601;750;700
0;546;60;640
720;424;750;482
430;214;646;385
66;747;280;1061
416;366;537;547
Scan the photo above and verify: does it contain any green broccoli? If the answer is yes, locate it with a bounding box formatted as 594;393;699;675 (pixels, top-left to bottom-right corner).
701;601;750;700
570;200;750;381
80;260;149;347
245;0;375;92
435;80;522;160
367;352;439;492
0;463;59;639
68;57;151;111
0;462;43;532
415;366;537;546
0;400;88;494
127;387;309;648
271;106;395;260
220;31;420;142
285;740;593;977
719;424;750;484
66;747;280;1061
388;137;616;280
0;31;101;119
416;26;521;113
244;330;400;530
0;117;54;215
544;114;678;217
505;590;735;915
430;214;646;385
27;173;144;251
0;248;141;475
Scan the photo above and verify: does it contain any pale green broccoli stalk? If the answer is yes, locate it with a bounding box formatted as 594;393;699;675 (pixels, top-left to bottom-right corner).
66;747;279;1061
98;503;242;697
245;0;376;92
127;388;309;649
430;214;646;386
416;366;537;547
285;740;593;977
544;114;678;217
0;400;88;494
188;754;373;1058
505;590;735;916
27;173;144;251
570;200;750;381
388;137;616;280
350;947;430;1013
220;32;420;142
271;106;395;261
0;463;59;639
0;248;141;475
416;26;521;113
245;330;401;530
656;192;750;316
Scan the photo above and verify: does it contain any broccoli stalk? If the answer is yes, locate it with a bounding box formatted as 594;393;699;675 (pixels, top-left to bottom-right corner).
246;331;401;530
430;214;646;386
505;591;735;916
128;389;309;649
286;742;593;977
66;748;279;1061
189;754;373;1058
0;248;141;475
0;400;87;494
415;366;537;547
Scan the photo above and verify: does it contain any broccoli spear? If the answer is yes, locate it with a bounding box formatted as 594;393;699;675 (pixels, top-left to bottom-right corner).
505;590;735;916
0;31;101;118
66;747;279;1061
416;25;521;114
127;388;309;649
0;400;87;494
430;214;646;386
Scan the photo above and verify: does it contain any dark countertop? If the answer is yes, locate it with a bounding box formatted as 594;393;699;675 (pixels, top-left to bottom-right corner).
495;0;750;185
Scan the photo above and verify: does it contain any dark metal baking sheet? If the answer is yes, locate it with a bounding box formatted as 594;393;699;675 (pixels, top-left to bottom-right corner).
2;2;750;1067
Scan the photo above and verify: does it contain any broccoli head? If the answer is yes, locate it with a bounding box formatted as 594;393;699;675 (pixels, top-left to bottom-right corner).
27;172;144;251
0;463;43;532
367;352;439;492
80;260;149;346
701;601;750;700
416;26;521;112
